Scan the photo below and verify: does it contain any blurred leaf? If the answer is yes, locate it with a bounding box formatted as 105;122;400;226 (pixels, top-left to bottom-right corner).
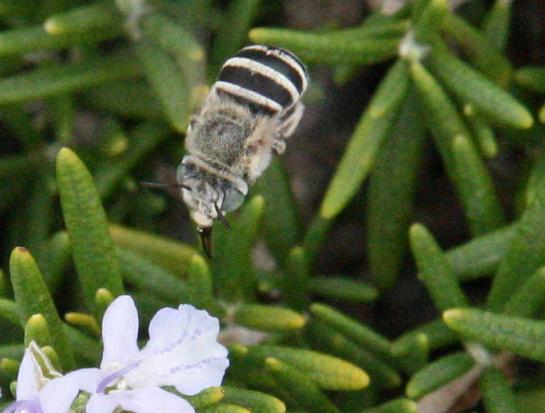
254;158;300;264
135;39;191;133
210;0;261;78
441;14;512;84
515;66;545;93
95;122;169;200
213;195;264;302
249;28;400;65
321;59;409;220
109;224;196;277
368;91;426;290
44;3;121;36
0;52;140;105
482;0;512;50
309;276;378;303
283;246;309;311
116;246;188;304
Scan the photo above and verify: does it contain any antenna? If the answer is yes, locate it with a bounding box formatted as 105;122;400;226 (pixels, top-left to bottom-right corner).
140;181;191;191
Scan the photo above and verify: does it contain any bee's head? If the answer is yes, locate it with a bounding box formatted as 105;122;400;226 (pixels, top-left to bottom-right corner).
177;155;248;228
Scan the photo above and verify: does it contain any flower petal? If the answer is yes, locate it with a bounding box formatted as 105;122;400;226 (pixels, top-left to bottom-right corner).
15;350;39;400
87;393;118;413
126;305;229;394
38;376;79;413
90;388;195;413
101;295;140;369
65;368;103;393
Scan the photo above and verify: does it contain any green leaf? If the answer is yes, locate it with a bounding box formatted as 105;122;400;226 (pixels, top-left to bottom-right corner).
209;0;261;77
0;52;139;105
487;160;545;311
234;304;306;332
482;0;512;51
321;59;409;220
213;195;264;302
135;39;191;132
9;247;75;370
309;276;378;303
249;28;400;65
265;357;340;413
283;246;309;311
443;308;545;362
406;352;474;399
109;224;197;278
245;345;369;390
446;225;514;281
307;321;401;389
309;303;393;362
24;314;51;348
56;148;124;318
254;158;301;264
222;386;286;413
451;134;505;235
361;399;417;413
480;365;520;413
426;46;532;129
368;91;426;290
44;3;121;36
409;224;468;312
185;387;224;409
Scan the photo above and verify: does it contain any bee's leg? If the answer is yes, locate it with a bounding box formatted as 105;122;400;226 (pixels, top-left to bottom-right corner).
272;139;286;154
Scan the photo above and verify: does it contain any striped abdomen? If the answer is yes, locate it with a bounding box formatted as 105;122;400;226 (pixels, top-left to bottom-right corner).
213;45;308;115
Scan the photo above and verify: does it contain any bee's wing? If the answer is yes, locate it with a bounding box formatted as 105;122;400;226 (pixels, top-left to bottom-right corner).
277;101;305;139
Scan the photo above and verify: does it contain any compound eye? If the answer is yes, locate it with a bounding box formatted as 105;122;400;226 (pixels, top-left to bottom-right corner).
222;187;245;212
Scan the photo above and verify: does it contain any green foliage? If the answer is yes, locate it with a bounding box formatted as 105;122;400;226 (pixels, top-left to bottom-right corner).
1;0;545;412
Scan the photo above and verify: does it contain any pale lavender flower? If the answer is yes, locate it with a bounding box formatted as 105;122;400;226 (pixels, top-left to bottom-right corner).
68;295;229;413
3;346;78;413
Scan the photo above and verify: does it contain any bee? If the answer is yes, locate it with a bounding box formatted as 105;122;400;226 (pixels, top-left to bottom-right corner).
145;45;308;256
